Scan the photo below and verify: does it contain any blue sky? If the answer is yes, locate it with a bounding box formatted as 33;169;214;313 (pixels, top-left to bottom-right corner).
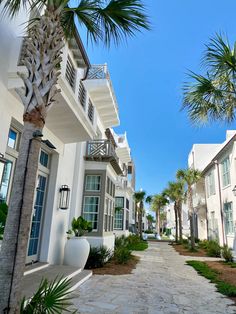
80;0;236;196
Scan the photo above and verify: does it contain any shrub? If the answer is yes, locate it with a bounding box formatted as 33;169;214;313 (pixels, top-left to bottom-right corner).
144;230;153;234
198;239;209;250
206;240;221;257
85;246;112;269
115;235;128;249
114;247;132;264
0;203;8;237
126;234;140;246
222;245;233;263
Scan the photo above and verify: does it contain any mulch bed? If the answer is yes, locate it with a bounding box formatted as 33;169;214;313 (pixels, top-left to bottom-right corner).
90;255;140;275
172;243;208;257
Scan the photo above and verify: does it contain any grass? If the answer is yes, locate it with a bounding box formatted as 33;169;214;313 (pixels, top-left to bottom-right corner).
127;241;148;251
187;261;236;297
224;262;236;268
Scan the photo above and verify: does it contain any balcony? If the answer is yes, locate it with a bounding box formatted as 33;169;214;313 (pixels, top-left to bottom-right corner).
7;37;96;144
85;140;123;175
83;65;120;128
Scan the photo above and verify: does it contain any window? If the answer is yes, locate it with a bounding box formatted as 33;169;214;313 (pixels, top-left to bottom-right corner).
40;150;49;168
126;210;129;230
0;160;12;203
222;157;231;187
8;129;18;149
78;82;86;109
114;209;123;229
65;56;76;90
115;197;124;209
85;175;101;191
224;202;234;235
83;196;99;230
88;99;94;123
206;171;215;196
126;198;130;209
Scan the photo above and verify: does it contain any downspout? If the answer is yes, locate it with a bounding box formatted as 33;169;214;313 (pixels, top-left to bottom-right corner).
215;160;227;245
203;180;209;240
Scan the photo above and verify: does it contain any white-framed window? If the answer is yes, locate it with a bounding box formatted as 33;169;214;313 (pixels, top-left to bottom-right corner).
115;197;124;209
206;171;215;197
221;157;231;187
8;128;19;150
40;150;49;168
224;202;234;235
83;196;99;230
85;175;101;191
114;209;123;230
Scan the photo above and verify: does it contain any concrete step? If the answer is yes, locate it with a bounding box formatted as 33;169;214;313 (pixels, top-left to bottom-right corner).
24;262;49;275
22;264;92;300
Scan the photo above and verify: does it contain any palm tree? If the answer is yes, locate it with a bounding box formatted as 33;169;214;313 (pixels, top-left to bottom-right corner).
134;190;146;238
0;1;150;312
163;180;185;243
151;194;169;235
183;33;236;124
176;168;201;249
146;213;155;230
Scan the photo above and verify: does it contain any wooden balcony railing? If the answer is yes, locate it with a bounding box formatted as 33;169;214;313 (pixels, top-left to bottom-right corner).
85;140;123;175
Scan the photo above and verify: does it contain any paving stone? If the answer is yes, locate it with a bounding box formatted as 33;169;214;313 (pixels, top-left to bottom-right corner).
71;242;236;313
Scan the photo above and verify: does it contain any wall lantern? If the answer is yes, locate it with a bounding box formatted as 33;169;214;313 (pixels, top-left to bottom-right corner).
232;185;236;196
0;153;7;187
59;185;70;210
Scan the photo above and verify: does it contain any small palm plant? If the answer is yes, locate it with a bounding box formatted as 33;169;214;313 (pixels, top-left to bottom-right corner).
67;216;92;237
20;277;77;313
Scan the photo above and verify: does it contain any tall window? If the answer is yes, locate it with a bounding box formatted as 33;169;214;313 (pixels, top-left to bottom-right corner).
85;175;101;191
206;171;215;197
115;197;124;209
114;209;123;229
221;157;231;187
224;202;234;235
8;128;19;150
83;196;99;230
40;150;49;168
0;160;12;203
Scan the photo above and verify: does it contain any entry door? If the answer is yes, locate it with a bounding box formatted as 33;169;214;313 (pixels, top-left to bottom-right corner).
27;173;47;263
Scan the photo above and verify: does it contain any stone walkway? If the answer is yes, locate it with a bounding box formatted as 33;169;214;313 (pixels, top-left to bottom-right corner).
71;242;236;314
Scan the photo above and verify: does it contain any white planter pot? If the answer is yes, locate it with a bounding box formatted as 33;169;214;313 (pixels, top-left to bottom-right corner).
64;237;90;269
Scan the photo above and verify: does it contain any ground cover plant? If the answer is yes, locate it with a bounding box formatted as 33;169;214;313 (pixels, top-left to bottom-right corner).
187;260;236;303
85;246;112;269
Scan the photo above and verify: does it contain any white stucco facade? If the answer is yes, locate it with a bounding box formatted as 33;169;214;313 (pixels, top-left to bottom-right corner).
0;9;136;265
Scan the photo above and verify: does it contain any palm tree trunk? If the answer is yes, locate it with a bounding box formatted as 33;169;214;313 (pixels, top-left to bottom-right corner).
188;187;195;250
138;201;143;239
178;201;183;243
156;208;160;234
134;202;138;234
174;202;178;243
0;10;63;313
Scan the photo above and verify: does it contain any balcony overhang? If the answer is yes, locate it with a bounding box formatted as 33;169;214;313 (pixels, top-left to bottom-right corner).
116;146;131;163
8;73;96;144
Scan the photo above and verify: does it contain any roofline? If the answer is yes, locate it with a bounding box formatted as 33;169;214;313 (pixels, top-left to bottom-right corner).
202;134;236;175
74;28;91;68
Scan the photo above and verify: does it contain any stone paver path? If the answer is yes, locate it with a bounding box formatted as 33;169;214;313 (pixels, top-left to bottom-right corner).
71;242;236;314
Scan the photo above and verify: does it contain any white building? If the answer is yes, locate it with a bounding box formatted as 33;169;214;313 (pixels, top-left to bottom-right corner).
165;202;189;237
189;131;236;256
0;9;135;265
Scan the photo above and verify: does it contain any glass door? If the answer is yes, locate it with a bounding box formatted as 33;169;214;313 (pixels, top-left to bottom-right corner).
26;173;47;263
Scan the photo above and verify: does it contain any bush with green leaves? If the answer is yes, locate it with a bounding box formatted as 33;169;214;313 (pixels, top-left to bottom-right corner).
0;202;8;237
114;247;132;264
20;276;77;313
206;240;221;257
222;245;233;263
85;246;112;269
115;235;128;248
67;216;92;237
144;230;153;234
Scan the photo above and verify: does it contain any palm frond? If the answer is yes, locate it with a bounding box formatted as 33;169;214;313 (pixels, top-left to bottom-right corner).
182;71;236;123
93;0;150;47
203;33;236;76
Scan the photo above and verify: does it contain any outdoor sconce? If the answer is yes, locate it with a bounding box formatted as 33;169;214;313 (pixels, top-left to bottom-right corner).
0;153;7;186
59;185;70;210
232;185;236;196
